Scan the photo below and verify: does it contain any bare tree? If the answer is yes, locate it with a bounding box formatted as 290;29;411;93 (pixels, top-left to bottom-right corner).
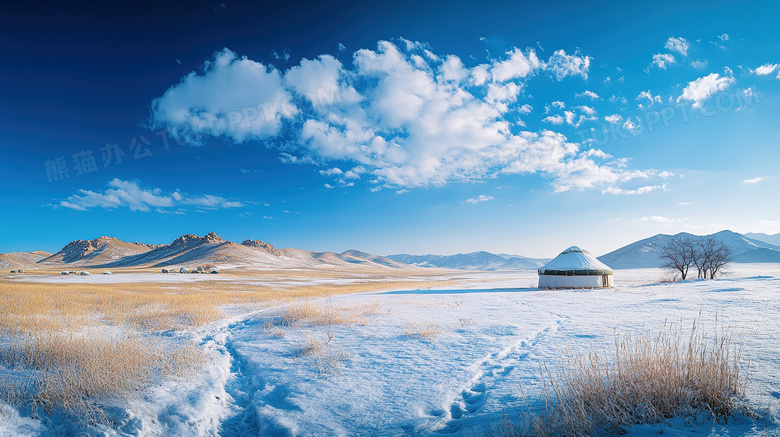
693;238;713;279
701;237;733;279
663;235;733;280
659;234;696;280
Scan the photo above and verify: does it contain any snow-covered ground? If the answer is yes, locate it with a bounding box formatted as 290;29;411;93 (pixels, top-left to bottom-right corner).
2;265;780;436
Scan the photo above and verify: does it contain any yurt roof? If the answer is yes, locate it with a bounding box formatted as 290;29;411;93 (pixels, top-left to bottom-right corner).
538;246;613;276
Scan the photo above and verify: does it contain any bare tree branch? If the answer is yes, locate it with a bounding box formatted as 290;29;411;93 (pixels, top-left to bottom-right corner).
660;234;733;280
707;239;733;279
659;234;696;280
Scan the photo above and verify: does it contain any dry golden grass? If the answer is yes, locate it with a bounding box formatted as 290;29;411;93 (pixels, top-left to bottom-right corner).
0;278;450;334
0;275;453;421
404;321;444;339
280;301;381;327
0;280;227;423
1;331;205;422
504;319;750;436
0;281;259;334
293;331;349;376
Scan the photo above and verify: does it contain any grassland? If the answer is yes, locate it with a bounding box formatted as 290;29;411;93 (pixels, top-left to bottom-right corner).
0;271;455;423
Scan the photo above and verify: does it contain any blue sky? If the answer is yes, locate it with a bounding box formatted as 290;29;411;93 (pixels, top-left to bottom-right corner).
1;0;779;257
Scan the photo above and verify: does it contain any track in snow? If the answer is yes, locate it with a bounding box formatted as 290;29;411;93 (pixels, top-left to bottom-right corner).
434;317;567;436
217;319;261;436
195;307;279;436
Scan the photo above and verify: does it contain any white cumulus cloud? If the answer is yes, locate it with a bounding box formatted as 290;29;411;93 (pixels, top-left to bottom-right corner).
665;37;689;56
623;118;640;131
319;167;343;176
58;179;244;212
753;63;779;76
652;53;676;69
640;215;687;225
543;115;564;125
490;48;541;82
575;90;600;100
602;185;665;195
584;149;611;159
636;90;662;108
150;48;292;145
545;50;591;80
677;73;735;107
609;95;628;104
464;194;494;204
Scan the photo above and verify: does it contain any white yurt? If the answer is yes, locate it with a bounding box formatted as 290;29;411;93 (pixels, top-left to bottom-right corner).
538;246;613;289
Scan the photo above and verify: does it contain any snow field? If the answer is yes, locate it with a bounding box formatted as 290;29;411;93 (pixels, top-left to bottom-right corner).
194;270;780;436
2;266;780;436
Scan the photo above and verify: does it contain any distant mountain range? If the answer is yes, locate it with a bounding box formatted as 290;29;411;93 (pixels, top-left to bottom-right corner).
386;251;550;271
3;230;780;273
745;232;780;246
390;230;780;271
598;230;780;269
1;233;413;271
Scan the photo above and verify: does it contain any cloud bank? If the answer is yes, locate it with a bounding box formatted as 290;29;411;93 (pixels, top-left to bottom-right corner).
150;39;653;192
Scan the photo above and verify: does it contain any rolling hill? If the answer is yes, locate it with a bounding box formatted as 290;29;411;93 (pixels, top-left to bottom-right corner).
598;230;780;268
5;233;414;271
38;236;160;266
387;251;550;271
0;250;51;270
745;232;780;246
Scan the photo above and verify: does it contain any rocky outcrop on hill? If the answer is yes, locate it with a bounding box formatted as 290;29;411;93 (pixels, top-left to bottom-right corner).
241;239;280;256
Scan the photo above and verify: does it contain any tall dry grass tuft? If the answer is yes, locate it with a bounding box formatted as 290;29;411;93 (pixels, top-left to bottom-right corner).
510;319;750;436
293;331;349;376
404;321;443;339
